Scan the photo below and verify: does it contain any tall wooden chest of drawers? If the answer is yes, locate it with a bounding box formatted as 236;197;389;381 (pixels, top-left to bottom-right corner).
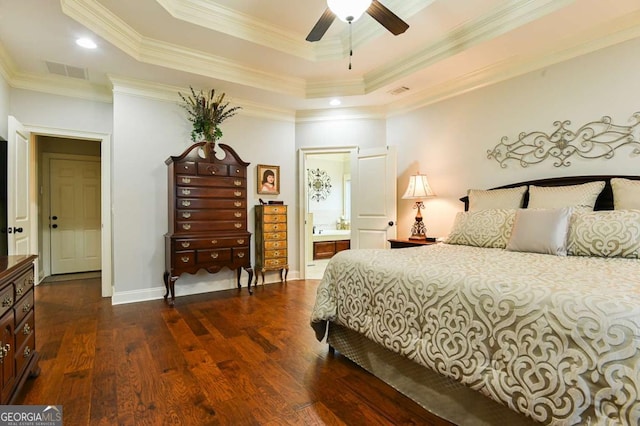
254;205;288;284
164;142;253;304
0;255;39;404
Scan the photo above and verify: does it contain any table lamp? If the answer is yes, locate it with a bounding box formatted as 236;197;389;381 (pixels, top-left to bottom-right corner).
402;173;435;240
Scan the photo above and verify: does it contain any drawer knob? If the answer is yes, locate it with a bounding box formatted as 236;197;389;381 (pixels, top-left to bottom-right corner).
237;252;245;258
182;224;191;230
16;287;23;296
182;212;191;219
234;223;242;229
211;240;218;245
234;201;242;207
234;212;242;218
181;256;190;263
234;191;241;197
181;200;191;207
181;189;191;195
181;242;190;248
273;225;279;230
23;323;31;335
22;303;31;313
182;177;191;184
184;165;189;170
23;346;30;358
211;253;219;259
237;239;245;244
2;296;12;307
234;180;242;186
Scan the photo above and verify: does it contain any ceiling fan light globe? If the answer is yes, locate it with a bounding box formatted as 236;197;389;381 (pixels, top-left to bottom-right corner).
327;0;372;23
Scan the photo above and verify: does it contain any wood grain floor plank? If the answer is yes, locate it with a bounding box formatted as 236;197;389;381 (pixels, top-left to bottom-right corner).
15;278;454;426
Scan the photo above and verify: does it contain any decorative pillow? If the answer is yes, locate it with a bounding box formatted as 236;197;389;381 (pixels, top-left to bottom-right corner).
445;209;516;248
506;208;572;255
528;181;605;211
567;210;640;258
468;186;527;211
611;178;640;210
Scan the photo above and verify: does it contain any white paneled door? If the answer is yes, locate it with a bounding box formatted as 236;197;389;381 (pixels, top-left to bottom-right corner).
7;116;31;255
350;146;397;249
50;158;101;274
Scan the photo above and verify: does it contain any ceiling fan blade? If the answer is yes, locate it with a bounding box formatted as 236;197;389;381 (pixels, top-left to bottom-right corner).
366;0;409;36
306;8;336;42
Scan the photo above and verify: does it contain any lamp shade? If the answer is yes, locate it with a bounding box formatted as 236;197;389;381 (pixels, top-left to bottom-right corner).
402;174;435;199
327;0;372;22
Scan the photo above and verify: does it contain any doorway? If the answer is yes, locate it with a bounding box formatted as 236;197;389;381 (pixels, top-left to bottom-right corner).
40;137;101;278
28;128;112;298
298;147;356;280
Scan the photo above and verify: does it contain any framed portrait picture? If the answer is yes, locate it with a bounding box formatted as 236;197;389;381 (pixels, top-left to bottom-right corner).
257;164;280;195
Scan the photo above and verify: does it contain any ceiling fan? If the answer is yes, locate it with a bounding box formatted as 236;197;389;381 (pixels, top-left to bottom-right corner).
306;0;409;42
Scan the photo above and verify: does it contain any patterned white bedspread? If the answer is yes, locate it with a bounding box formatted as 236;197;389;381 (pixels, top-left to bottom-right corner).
310;243;640;425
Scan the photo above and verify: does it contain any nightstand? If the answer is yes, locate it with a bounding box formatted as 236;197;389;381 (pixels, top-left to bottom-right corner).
388;238;438;249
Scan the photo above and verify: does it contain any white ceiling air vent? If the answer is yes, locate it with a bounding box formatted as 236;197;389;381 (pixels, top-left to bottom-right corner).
45;61;88;80
388;86;410;95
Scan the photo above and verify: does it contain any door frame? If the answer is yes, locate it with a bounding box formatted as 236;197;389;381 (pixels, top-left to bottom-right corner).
42;153;101;276
27;125;112;298
298;146;356;280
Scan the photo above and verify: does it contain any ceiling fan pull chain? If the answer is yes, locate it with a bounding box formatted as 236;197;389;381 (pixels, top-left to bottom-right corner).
348;20;353;70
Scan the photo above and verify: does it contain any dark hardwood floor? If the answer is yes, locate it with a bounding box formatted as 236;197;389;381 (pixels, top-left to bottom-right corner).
16;277;454;425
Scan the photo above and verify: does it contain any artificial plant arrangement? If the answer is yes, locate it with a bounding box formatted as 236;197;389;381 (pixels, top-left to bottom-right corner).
178;86;241;155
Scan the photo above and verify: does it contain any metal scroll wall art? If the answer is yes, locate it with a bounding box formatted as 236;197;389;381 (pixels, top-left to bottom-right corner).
308;168;332;202
487;112;640;168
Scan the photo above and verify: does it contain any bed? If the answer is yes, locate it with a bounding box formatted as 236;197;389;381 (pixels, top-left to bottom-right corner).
310;176;640;426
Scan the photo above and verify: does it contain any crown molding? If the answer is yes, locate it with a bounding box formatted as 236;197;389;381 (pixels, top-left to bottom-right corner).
157;0;431;62
156;0;313;60
109;75;295;122
61;0;306;97
296;106;387;122
0;43;16;82
365;0;574;93
306;78;365;98
387;10;640;117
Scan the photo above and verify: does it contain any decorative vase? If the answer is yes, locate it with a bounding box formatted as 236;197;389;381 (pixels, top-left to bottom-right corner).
202;140;216;159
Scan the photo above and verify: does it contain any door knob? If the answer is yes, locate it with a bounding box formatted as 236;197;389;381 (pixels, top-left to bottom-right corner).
388;221;395;226
52;224;58;229
7;227;23;233
51;215;58;220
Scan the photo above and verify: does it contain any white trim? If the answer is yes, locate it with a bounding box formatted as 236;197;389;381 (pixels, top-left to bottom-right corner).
25;125;112;299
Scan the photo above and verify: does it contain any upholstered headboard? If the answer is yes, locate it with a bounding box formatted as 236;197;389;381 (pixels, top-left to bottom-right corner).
460;175;640;211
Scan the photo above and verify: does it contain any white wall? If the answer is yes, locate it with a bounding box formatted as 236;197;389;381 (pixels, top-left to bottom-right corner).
10;89;112;134
111;89;295;302
0;74;9;140
295;118;386;150
389;37;640;240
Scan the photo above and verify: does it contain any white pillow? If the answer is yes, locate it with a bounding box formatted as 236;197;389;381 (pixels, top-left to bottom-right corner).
528;181;605;211
445;209;516;248
611;178;640;210
506;208;572;255
567;210;640;258
468;186;527;211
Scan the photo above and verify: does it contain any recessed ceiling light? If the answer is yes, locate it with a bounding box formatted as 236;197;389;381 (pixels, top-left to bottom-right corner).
329;99;341;106
76;38;97;49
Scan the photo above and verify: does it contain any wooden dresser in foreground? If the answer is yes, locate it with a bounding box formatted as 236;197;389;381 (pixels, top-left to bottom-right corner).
0;255;39;404
254;205;289;285
164;142;253;304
